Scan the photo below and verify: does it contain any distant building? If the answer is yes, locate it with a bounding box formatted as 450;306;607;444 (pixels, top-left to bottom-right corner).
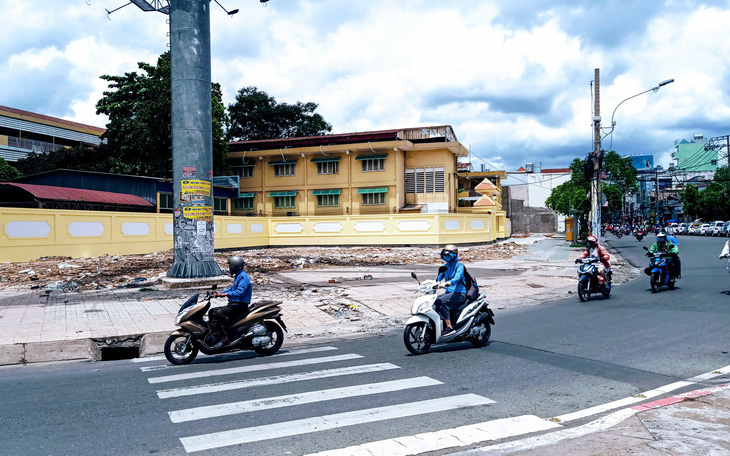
672;134;717;173
0;105;105;164
500;165;572;233
227;126;472;216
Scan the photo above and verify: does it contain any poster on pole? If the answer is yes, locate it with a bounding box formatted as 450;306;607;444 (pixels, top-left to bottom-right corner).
181;180;211;196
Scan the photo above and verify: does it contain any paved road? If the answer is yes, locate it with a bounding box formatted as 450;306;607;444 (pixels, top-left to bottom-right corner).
0;235;727;456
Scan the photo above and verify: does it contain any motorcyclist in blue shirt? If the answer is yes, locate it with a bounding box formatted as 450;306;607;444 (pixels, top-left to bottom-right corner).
434;244;467;336
660;228;681;278
210;256;252;348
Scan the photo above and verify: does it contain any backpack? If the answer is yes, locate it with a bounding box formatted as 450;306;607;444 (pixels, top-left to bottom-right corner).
461;265;480;301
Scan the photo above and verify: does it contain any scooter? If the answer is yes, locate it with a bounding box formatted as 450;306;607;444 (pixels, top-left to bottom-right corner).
403;273;495;355
164;287;287;365
643;246;675;293
635;229;644;241
575;255;611;301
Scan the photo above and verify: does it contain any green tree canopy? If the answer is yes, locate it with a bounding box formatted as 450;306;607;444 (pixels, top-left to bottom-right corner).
95;52;229;178
227;87;332;141
679;166;730;221
0;157;22;181
603;150;638;194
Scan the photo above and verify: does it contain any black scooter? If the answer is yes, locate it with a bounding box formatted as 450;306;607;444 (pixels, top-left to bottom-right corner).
575;255;611;301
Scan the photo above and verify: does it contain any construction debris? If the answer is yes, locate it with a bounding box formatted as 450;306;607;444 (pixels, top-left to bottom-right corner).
0;243;528;291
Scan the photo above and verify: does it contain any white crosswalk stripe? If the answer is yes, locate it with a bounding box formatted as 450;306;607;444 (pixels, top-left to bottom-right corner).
180;394;494;453
140;346;339;372
156;362;400;399
168;376;444;423
147;353;362;384
141;350;497;455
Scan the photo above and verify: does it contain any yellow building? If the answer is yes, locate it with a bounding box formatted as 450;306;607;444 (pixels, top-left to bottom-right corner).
227;126;469;217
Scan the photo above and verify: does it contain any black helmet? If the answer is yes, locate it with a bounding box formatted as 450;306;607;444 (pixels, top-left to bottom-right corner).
228;256;245;275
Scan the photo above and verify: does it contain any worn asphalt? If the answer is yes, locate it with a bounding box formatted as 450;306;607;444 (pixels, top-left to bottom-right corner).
1;234;727;455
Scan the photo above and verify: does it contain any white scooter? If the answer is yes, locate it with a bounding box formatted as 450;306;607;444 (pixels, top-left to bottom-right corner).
403;272;495;355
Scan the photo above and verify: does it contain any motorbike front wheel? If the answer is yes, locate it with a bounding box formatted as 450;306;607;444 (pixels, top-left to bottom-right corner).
578;280;591;302
253;321;285;356
404;322;431;355
164;334;199;365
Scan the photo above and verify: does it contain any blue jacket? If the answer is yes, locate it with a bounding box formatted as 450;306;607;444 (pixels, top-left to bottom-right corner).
436;256;467;294
222;270;252;303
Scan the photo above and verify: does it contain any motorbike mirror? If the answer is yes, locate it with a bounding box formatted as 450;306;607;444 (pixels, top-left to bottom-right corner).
211;284;218;290
410;272;420;284
642;246;649;251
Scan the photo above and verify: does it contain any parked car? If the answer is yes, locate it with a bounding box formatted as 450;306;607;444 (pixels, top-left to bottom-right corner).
688;223;701;235
677;223;689;235
711;221;726;236
722;222;730;236
699;223;712;236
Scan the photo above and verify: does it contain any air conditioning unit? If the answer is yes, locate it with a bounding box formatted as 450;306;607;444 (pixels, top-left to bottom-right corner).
286;212;295;216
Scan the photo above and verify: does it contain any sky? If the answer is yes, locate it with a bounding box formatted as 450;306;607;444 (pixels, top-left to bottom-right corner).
2;0;729;172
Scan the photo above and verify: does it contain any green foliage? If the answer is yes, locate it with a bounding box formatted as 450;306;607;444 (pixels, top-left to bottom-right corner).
0;157;22;181
545;158;590;216
603;150;638;194
227;87;332;141
680;166;730;220
95;52;229;178
15;145;109;176
601;183;623;214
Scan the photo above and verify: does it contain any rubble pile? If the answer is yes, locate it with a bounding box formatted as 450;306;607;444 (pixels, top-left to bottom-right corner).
0;242;528;291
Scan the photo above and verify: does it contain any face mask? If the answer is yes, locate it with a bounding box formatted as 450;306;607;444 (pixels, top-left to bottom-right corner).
441;252;455;262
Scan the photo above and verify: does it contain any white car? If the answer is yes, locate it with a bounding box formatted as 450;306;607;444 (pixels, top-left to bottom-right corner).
699;224;712;236
677;223;688;235
711;221;725;236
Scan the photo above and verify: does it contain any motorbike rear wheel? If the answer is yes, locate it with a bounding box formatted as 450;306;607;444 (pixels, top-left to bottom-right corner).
578;281;591;302
164;334;199;365
651;272;660;293
404;322;431;355
601;286;611;298
253;321;285;356
470;317;492;347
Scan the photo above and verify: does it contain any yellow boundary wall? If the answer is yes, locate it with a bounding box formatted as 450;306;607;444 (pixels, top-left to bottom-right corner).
0;208;509;262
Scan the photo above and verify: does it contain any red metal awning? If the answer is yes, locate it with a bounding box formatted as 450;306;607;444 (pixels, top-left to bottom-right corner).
0;183;154;207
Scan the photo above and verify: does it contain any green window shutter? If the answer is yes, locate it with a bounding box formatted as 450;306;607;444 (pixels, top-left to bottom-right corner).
311;189;342;196
355;154;388;160
268;191;298;197
310;157;341;163
238;192;256;198
356;187;388;194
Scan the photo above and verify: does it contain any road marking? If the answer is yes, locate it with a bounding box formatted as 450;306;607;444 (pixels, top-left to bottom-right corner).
147;353;362;384
140;346;339;372
180;394;494;453
156;363;400;399
552;364;730;422
168;377;445;423
305;415;559;456
455;408;637;455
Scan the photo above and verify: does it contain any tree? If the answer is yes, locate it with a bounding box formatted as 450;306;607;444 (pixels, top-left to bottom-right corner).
227;87;332;141
15;145;109;176
0;157;21;181
545;158;591;239
679;166;730;221
679;184;700;220
96;52;229;178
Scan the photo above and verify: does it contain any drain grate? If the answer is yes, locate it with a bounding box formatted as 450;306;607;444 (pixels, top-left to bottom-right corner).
100;346;140;361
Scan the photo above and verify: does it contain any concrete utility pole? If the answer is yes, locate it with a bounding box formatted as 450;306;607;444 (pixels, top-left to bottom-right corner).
592;68;603;242
167;0;220;278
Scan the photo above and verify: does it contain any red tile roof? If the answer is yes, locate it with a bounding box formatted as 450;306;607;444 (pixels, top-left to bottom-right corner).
0;183;153;207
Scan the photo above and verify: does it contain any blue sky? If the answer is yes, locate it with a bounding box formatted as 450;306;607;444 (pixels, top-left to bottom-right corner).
2;0;729;172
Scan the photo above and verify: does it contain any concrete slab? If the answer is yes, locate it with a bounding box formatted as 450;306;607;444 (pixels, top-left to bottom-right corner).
0;344;24;365
22;339;101;364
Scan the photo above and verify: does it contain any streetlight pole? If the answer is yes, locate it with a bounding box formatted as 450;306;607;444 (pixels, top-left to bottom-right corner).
592;75;674;238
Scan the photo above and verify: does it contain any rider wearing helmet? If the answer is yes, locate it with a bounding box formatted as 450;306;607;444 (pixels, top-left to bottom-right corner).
434;244;467;336
209;256;252;349
576;235;612;287
649;232;680;279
